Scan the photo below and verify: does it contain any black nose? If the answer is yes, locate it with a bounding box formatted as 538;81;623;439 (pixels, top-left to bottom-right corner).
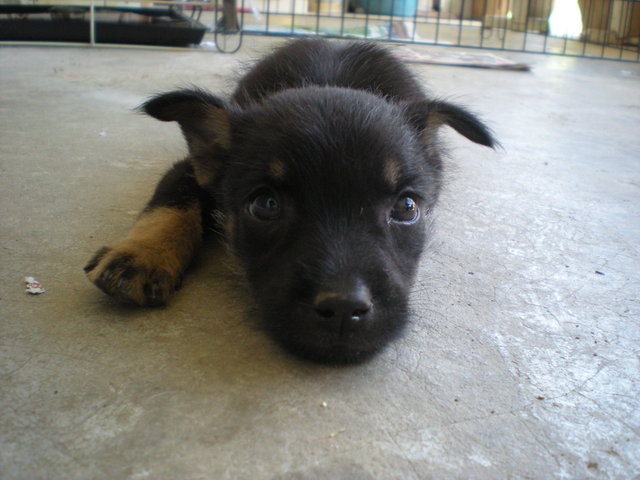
313;281;373;334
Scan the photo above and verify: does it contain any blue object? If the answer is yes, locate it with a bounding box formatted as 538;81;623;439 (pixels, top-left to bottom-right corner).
362;0;417;17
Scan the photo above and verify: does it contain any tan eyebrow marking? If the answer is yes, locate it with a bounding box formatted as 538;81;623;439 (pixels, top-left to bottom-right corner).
268;159;286;180
383;157;401;189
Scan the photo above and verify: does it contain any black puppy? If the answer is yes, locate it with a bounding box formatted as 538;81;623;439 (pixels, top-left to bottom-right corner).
85;39;495;364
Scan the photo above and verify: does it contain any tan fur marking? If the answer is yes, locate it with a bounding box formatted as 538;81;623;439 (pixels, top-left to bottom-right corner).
126;206;202;266
86;206;202;305
384;157;401;189
422;111;447;141
190;106;231;186
193;162;217;187
268;159;286;180
204;105;231;150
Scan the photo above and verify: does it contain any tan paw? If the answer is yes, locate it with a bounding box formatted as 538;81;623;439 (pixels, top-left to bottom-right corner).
84;242;182;307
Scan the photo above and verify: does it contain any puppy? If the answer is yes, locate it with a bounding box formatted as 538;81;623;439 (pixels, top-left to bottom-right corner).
85;39;495;364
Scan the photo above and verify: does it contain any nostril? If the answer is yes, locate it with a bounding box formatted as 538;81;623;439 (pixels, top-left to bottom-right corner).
315;308;334;319
313;282;373;326
350;306;370;319
314;303;371;320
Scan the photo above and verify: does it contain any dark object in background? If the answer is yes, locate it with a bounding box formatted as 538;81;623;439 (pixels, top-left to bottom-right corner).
0;5;206;47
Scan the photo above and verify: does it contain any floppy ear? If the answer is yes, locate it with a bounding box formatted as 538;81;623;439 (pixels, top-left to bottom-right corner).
141;88;231;186
405;99;496;148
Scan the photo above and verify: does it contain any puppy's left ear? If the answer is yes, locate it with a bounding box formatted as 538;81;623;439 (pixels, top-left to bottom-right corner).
405;99;496;148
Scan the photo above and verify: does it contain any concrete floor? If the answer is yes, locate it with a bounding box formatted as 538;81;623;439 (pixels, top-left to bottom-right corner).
1;39;639;479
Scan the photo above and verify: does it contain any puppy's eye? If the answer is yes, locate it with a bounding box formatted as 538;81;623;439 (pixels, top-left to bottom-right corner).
247;191;281;221
390;196;419;224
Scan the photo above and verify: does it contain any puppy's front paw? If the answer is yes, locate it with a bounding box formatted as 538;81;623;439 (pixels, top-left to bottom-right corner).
84;243;181;307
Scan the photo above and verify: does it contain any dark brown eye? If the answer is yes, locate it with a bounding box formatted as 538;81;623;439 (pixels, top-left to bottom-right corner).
247;191;281;221
390;196;419;224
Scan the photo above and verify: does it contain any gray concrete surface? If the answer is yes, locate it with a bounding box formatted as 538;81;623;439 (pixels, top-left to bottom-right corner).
1;40;639;479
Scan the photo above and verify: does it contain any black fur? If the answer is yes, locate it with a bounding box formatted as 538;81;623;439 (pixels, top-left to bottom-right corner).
146;160;206;211
90;39;495;364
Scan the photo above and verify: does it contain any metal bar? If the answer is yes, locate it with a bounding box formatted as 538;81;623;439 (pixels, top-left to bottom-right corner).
542;0;550;53
364;5;370;40
522;0;531;51
480;0;489;48
581;0;592;56
457;0;465;46
265;0;271;33
434;0;441;44
601;0;613;58
89;0;96;46
410;1;418;43
617;1;628;59
388;0;395;41
500;0;509;50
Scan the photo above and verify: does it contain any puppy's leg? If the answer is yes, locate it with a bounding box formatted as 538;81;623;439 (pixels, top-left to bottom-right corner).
84;160;210;306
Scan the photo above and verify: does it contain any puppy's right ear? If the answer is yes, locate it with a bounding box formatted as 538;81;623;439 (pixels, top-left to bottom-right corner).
141;89;231;186
404;99;497;149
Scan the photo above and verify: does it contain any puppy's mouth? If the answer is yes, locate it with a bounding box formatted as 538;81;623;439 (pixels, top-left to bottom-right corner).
261;301;408;365
274;331;382;365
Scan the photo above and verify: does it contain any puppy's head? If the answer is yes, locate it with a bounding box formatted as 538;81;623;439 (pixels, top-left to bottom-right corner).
143;87;494;364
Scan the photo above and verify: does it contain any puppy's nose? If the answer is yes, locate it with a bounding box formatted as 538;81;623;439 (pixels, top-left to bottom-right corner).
313;281;373;333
